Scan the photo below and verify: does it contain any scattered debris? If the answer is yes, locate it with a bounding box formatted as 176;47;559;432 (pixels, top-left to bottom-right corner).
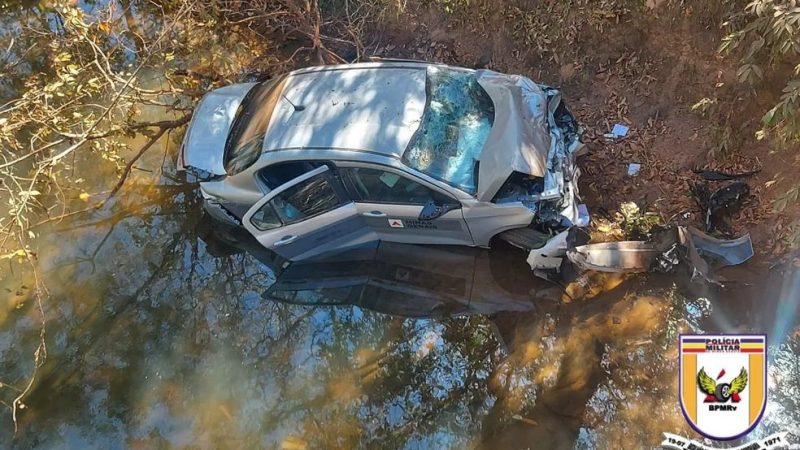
603;123;630;140
526;230;569;270
558;226;753;286
688;227;754;267
691;181;750;233
677;226;716;285
528;227;589;279
611;123;629;138
576;204;590;227
567;241;668;273
692;168;760;181
627;163;642;176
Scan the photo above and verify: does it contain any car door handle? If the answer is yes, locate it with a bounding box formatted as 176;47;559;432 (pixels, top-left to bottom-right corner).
361;211;387;218
274;235;299;247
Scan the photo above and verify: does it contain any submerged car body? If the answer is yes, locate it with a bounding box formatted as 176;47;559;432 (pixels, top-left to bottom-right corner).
178;61;585;261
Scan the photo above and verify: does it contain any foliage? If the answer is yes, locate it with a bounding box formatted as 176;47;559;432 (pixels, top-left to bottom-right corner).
506;0;636;61
0;0;393;430
774;185;800;212
0;2;245;249
591;202;662;242
691;96;740;157
721;0;800;150
0;0;367;429
422;0;475;14
785;219;800;249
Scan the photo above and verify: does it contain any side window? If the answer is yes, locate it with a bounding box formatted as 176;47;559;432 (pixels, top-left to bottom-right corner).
251;203;282;230
273;174;342;222
250;172;344;230
344;167;452;205
258;161;324;190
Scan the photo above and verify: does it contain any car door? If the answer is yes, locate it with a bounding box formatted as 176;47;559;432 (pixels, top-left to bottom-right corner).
338;164;474;246
242;165;377;261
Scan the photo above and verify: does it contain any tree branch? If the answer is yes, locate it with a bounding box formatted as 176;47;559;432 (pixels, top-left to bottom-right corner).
105;114;192;201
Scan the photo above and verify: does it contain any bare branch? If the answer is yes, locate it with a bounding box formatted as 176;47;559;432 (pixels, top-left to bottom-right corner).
105;114;192;200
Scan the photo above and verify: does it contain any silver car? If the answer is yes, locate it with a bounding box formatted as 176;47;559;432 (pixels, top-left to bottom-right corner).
178;61;586;261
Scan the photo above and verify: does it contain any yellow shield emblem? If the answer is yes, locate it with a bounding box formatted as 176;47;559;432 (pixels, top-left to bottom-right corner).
679;334;767;440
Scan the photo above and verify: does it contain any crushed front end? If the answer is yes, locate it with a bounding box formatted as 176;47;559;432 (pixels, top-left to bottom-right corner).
477;70;586;234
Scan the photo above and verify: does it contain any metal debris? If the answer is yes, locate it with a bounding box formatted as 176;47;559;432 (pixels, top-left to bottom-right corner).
687;227;754;267
567;241;668;273
563;226;753;284
526;230;569;270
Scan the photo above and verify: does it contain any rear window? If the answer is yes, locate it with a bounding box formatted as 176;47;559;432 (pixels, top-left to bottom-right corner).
224;75;287;175
402;67;495;194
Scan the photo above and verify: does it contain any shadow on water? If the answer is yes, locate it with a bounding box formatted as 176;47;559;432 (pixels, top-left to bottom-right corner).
3;174;798;449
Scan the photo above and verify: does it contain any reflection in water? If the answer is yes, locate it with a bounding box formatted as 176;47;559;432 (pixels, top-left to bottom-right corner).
239;234;550;318
3;167;798;449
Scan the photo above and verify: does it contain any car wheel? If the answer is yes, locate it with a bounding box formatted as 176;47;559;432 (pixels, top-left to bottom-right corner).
715;383;731;402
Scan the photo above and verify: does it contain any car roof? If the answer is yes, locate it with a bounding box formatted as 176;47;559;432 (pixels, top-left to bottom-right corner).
261;62;433;159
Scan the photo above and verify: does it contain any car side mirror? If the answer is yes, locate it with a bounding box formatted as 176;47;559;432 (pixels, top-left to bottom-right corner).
418;201;459;221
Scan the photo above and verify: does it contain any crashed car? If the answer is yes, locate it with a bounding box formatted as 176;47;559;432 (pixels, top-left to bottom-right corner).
178;61;585;261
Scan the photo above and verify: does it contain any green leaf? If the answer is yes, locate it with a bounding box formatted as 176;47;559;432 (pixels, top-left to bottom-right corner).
763;106;779;126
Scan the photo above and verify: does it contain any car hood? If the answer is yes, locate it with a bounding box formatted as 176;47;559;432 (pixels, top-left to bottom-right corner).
179;82;257;177
474;70;579;202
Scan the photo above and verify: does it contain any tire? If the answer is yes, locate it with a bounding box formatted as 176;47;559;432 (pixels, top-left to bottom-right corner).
715;383;731;402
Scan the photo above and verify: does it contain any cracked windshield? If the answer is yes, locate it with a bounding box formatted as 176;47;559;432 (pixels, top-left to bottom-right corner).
1;1;799;449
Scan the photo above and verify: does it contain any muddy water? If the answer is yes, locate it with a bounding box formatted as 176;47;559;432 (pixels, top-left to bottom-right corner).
2;5;800;450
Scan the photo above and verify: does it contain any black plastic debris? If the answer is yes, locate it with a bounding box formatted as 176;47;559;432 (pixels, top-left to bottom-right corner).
690;181;750;233
692;168;760;181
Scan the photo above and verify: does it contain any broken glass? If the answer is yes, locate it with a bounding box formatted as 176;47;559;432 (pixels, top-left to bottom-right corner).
402;67;495;194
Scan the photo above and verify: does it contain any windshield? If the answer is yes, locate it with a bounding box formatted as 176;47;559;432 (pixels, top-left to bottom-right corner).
224;75;287;175
402;67;494;194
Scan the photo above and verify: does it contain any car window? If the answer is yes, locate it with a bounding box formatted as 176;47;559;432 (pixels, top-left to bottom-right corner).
344;167;451;205
258;161;324;190
224;75;288;175
250;173;345;230
250;202;282;231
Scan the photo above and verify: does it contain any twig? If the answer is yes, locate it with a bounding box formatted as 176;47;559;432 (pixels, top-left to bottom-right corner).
105;114;191;201
11;234;47;434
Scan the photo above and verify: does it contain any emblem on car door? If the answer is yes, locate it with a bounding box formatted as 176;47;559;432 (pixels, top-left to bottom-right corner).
388;219;404;228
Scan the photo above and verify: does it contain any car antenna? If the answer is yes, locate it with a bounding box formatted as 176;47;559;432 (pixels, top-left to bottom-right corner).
282;95;305;112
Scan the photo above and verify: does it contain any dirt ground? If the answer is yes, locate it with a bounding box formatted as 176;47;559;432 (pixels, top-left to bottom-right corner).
351;0;800;268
